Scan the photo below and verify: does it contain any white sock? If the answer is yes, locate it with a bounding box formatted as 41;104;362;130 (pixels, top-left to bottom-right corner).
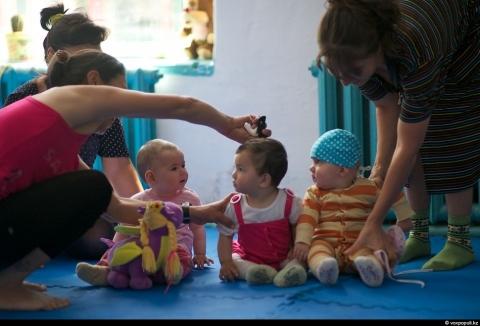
314;257;338;285
354;256;384;287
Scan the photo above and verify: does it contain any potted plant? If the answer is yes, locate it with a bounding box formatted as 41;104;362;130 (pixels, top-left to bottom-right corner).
6;14;29;62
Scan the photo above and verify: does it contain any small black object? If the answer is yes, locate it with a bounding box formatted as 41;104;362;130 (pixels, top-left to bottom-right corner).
256;116;267;137
182;202;191;224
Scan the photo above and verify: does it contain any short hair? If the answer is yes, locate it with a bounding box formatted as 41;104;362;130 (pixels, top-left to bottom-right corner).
136;139;179;182
236;138;288;187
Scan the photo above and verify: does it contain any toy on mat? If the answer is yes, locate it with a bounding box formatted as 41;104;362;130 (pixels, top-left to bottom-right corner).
102;201;183;290
244;116;267;137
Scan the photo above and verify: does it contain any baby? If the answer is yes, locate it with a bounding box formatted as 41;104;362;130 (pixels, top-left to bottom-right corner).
293;129;413;287
77;139;212;286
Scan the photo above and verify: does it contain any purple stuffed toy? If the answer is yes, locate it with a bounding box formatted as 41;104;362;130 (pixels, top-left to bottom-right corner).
102;201;183;290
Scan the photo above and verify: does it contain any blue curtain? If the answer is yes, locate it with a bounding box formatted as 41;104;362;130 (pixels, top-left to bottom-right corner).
0;66;161;172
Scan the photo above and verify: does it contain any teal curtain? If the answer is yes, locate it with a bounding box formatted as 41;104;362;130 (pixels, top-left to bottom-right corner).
0;66;161;173
310;63;469;224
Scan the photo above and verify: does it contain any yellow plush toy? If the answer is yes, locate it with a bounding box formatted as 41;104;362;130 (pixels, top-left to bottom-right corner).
106;201;183;290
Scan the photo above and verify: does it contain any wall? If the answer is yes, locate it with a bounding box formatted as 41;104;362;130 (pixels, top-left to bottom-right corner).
156;0;326;202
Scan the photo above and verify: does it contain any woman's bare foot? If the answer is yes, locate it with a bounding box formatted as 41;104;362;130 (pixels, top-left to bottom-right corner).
23;281;47;292
0;285;69;311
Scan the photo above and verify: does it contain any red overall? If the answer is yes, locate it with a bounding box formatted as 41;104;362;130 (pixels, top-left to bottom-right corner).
231;190;294;270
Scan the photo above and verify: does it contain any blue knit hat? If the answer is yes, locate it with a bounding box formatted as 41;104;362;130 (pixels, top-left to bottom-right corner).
310;129;360;168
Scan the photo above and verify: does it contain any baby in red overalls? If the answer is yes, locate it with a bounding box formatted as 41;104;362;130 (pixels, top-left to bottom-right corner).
217;138;306;287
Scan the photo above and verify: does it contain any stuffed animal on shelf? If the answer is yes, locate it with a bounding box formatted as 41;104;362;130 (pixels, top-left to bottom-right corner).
102;201;183;290
181;0;214;60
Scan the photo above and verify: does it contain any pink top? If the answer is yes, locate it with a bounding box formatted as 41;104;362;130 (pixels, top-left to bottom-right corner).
0;97;88;199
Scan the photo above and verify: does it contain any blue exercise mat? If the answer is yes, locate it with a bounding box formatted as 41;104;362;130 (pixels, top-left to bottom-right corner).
1;227;479;319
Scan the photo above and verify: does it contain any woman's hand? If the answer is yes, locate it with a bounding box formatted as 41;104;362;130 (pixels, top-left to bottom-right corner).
224;115;272;143
344;222;395;259
190;194;235;228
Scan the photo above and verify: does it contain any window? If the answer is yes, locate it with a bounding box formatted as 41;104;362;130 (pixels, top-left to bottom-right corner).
0;0;214;63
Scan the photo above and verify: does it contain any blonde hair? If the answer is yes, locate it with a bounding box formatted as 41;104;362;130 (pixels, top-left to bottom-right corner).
137;139;180;182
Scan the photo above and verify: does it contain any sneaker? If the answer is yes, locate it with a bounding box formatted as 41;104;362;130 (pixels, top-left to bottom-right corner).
314;257;339;285
354;256;384;287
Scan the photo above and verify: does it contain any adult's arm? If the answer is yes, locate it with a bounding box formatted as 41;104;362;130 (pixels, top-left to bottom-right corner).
34;86;269;144
102;157;143;197
105;192;234;228
345;118;429;256
369;92;401;187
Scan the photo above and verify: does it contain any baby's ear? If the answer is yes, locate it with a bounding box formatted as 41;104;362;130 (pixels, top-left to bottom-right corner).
259;173;272;188
145;170;155;184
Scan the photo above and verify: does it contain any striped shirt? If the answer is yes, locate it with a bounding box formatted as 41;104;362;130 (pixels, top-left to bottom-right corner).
295;177;412;246
360;0;480;193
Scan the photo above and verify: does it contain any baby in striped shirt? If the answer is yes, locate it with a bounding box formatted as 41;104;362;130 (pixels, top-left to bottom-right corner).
293;129;413;287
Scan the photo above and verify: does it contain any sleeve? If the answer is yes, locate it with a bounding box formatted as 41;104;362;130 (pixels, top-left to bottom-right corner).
4;80;38;106
216;203;237;236
97;118;130;158
130;191;146;201
391;191;414;222
398;56;446;123
358;75;392;102
288;196;303;225
295;187;320;245
184;188;202;205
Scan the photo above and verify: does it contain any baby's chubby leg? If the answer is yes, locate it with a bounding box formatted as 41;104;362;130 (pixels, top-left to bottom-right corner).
308;240;339;285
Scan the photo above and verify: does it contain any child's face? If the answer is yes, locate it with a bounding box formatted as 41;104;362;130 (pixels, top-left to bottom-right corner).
310;159;343;190
148;149;188;195
232;151;263;195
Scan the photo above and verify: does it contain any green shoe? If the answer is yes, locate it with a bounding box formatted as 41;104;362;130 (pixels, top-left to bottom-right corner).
423;241;474;271
399;236;431;263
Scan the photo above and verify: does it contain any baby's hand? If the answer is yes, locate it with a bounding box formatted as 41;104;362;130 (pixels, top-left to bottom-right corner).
219;260;239;282
293;242;310;263
193;254;214;269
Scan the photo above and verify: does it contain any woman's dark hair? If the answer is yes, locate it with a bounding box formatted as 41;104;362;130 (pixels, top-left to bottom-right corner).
40;3;108;58
236;138;288;188
48;50;125;87
318;0;400;70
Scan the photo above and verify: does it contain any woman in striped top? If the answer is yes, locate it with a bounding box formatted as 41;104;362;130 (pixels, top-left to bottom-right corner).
317;0;479;271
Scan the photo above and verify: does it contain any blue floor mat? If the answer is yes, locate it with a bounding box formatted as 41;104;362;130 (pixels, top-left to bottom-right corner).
1;227;479;319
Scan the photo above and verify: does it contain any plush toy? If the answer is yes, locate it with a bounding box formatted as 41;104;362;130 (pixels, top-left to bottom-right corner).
102;201;183;290
181;0;214;60
244;116;267;137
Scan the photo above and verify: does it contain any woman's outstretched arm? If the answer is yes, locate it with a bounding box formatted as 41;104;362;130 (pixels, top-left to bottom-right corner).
34;85;269;143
